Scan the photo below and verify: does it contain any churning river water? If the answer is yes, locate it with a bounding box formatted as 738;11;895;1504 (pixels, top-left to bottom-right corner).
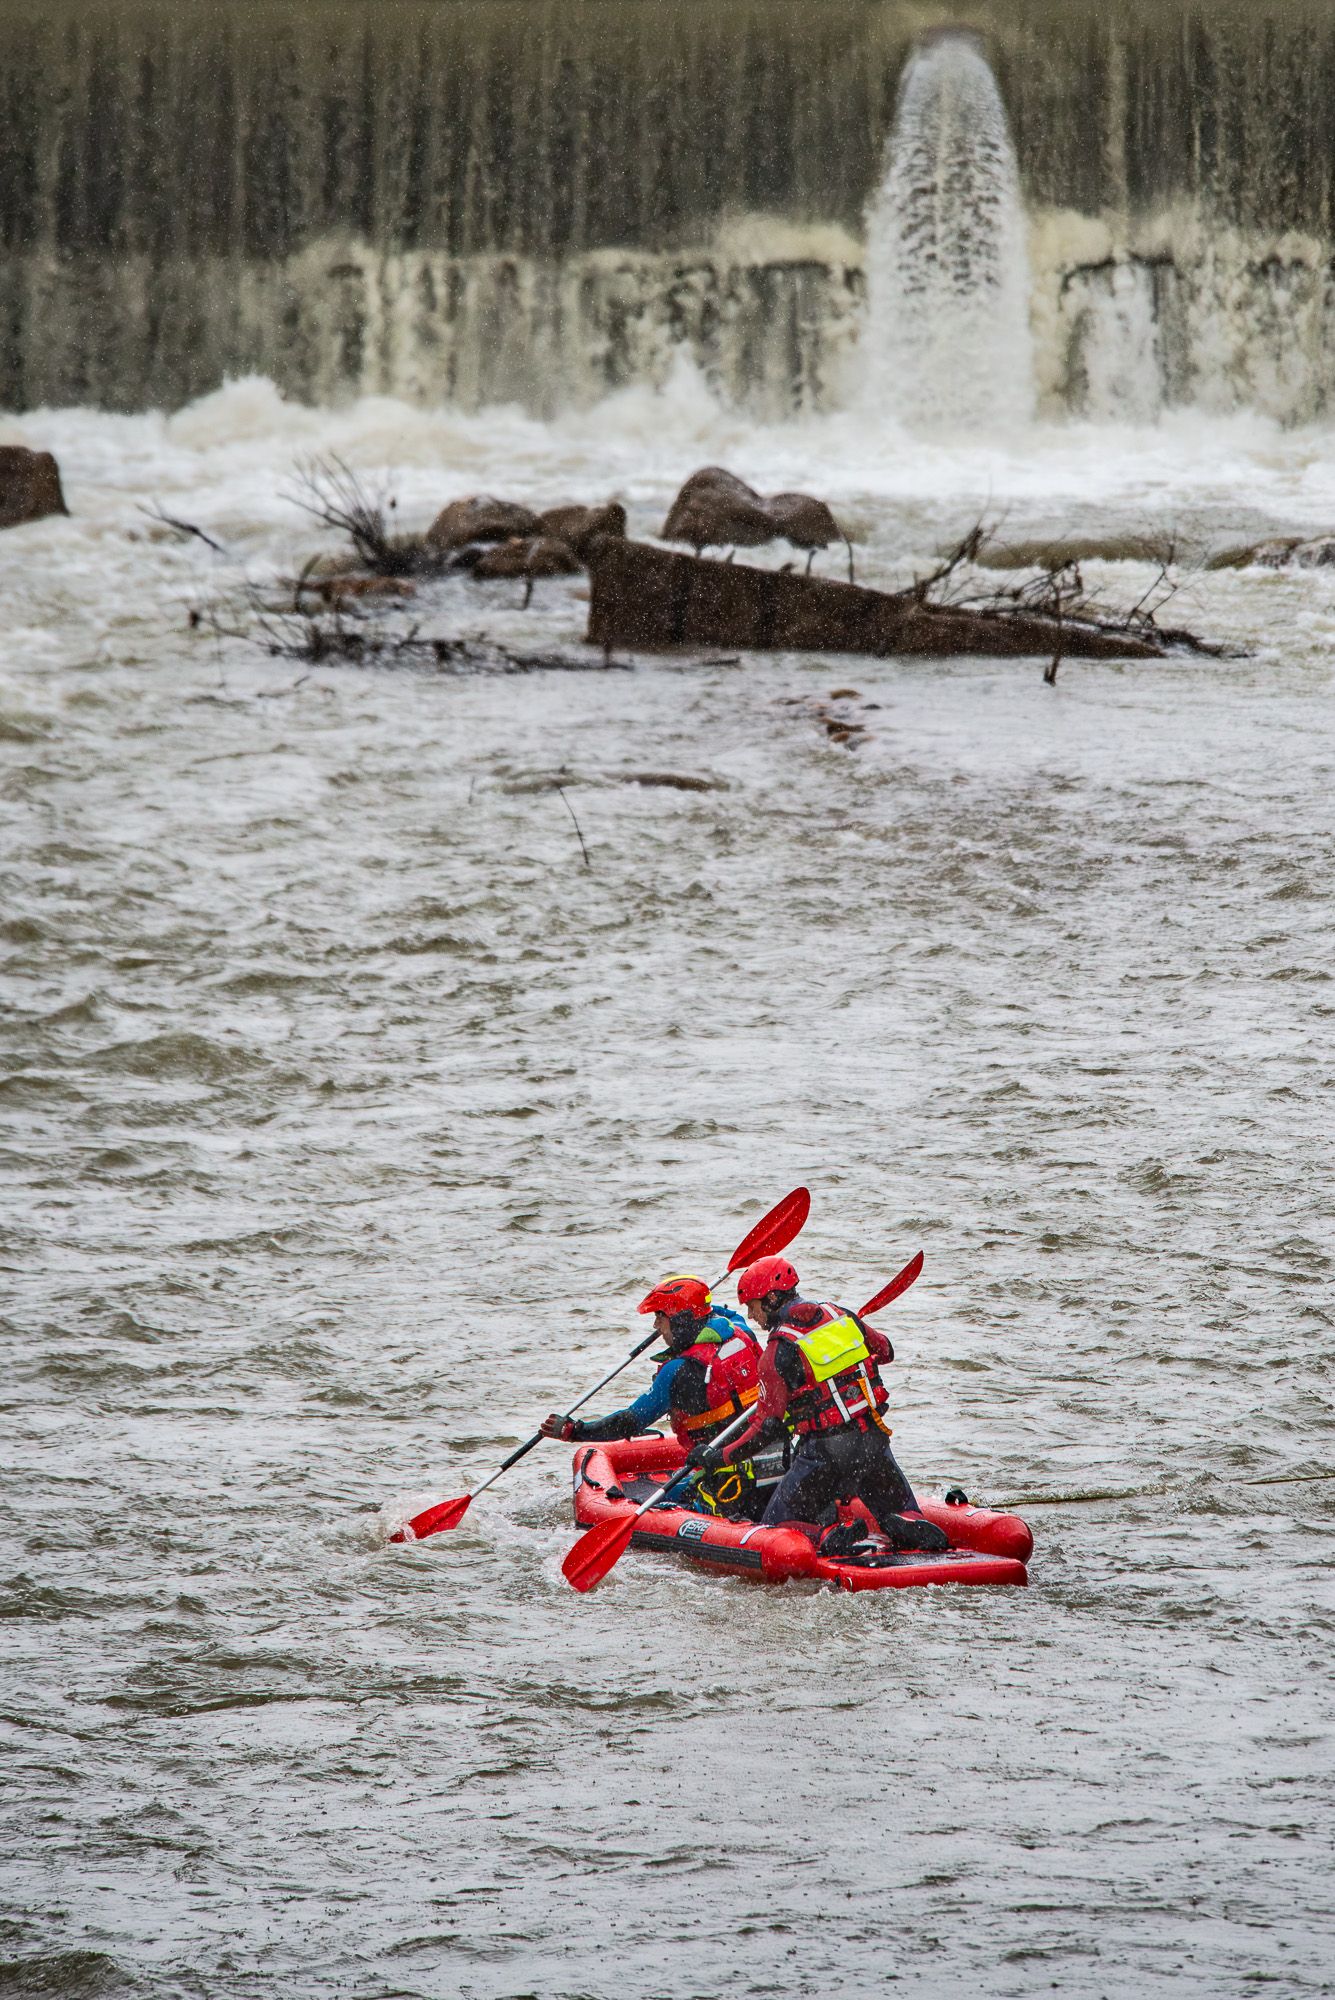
3;374;1334;1998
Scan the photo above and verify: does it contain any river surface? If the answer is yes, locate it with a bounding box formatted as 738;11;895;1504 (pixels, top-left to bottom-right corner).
2;375;1334;1997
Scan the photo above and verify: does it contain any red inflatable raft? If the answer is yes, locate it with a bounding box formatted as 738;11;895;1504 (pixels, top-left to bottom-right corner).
571;1436;1032;1592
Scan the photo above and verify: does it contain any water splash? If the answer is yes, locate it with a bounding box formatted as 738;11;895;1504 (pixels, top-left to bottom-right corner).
1063;260;1165;422
862;34;1035;430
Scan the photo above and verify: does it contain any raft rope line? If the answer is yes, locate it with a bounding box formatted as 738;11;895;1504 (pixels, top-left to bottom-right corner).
997;1468;1335;1510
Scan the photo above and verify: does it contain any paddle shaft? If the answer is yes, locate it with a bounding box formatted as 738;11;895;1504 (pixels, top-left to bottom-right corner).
561;1408;757;1587
464;1325;661;1505
612;1255;921;1505
475;1252;753;1499
562;1258;923;1589
620;1258;922;1502
624;1406;754;1525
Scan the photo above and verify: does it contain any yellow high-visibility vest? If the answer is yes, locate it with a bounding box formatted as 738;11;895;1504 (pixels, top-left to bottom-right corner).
789;1313;869;1382
784;1308;891;1434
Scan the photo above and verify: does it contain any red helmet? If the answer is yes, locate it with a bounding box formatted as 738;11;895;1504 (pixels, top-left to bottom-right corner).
736;1255;799;1304
637;1274;712;1319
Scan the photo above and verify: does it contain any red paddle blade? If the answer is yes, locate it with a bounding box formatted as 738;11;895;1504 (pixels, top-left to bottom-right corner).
727;1185;810;1274
388;1493;472;1544
861;1251;924;1317
561;1516;636;1593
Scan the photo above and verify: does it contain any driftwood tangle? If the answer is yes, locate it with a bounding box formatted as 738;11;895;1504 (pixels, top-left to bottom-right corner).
586;538;1165;660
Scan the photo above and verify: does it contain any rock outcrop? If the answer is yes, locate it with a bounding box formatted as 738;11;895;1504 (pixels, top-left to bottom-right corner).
981;534;1176;569
301;573;416;602
1207;535;1335;570
424;495;543;551
472;535;583;580
765;491;842;561
538;501;626;559
0;446;67;529
661;466;844;569
425;495;626;581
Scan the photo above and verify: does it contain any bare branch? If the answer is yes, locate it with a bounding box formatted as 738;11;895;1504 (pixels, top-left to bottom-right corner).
555;784;592;867
288;454;441;577
912;523;987;603
141;503;230;558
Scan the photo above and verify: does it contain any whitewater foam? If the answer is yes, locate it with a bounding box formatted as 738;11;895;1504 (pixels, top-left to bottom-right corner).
4;358;1335;592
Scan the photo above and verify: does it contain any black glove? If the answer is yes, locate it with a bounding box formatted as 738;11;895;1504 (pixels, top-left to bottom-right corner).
685;1440;725;1474
539;1413;584;1442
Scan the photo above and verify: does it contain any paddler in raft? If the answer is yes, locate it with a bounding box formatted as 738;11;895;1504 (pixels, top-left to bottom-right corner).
686;1254;949;1556
539;1275;784;1522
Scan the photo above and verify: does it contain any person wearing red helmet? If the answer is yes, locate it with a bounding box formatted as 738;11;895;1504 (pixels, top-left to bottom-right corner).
686;1254;949;1555
539;1275;777;1519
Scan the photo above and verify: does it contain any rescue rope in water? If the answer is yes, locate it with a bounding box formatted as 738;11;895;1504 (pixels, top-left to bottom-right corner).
999;1467;1335;1511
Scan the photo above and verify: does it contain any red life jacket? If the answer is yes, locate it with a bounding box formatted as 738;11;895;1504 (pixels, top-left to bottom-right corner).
662;1326;761;1450
776;1301;891;1437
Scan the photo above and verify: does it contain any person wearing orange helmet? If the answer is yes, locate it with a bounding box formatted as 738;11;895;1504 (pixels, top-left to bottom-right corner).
686;1253;949;1555
540;1275;776;1519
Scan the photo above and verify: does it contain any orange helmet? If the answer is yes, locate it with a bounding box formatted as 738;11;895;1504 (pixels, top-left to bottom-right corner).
736;1255;799;1304
637;1274;712;1319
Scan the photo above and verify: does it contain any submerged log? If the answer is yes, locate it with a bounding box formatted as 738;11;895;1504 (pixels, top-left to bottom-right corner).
980;534;1176;569
586;539;1165;660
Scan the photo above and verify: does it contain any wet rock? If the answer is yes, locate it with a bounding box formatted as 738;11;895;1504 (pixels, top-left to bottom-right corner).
782;689;873;751
472;535;582;580
661;465;845;569
765;492;842;558
0;446;67;529
303;551;362;579
424;495;543;551
1251;538;1303;568
502;767;725;794
538;502;627;559
617;770;721;791
1203;535;1335;570
661;467;776;552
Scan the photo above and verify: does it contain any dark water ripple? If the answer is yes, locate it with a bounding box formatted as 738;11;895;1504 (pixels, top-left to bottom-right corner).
2;503;1334;1997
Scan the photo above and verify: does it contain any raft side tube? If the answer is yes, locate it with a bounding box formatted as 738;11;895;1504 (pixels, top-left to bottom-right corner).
570;1439;1032;1591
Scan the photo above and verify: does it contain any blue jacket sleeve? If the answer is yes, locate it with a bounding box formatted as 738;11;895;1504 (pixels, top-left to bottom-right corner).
575;1359;681;1441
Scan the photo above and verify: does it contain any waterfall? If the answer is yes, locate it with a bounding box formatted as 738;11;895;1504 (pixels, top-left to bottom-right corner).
861;34;1035;429
1062;262;1165;423
2;3;1335;421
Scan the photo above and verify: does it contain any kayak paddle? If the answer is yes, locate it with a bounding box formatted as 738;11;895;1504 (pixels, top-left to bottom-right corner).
859;1250;924;1317
561;1409;754;1593
559;1251;925;1591
388;1338;655;1542
389;1185;811;1544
